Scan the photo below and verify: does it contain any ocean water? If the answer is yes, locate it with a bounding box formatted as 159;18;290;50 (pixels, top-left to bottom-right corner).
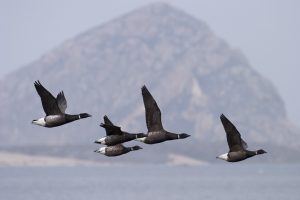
0;164;299;200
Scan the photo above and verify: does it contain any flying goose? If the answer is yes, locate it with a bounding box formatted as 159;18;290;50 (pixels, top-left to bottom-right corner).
94;115;147;146
217;114;267;162
136;85;190;144
94;144;142;157
32;80;91;127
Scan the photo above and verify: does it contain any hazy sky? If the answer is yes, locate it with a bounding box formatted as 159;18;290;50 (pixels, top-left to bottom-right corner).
1;0;299;124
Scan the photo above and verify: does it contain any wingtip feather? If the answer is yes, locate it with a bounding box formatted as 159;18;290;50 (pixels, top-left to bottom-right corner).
99;123;105;127
141;85;147;91
220;113;226;119
220;114;228;124
34;80;42;87
142;85;150;96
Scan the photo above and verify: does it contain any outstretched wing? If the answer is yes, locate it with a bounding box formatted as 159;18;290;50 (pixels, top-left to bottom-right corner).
56;91;67;114
141;85;163;132
100;123;123;136
241;139;248;149
220;114;245;152
34;80;61;115
103;115;114;126
102;115;115;135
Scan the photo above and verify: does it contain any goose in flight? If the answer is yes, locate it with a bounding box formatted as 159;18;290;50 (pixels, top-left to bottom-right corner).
94;144;142;157
95;115;147;146
136;85;190;144
217;114;267;162
32;80;91;127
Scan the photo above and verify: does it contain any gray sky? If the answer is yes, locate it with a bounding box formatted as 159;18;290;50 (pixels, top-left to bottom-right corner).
1;0;299;124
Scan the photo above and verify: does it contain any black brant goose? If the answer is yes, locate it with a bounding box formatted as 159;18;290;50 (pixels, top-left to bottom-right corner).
136;85;190;144
32;80;91;127
94;115;147;146
217;114;267;162
94;144;142;157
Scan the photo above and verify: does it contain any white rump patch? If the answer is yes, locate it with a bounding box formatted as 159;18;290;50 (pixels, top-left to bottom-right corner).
100;147;106;154
95;137;106;145
96;147;106;155
32;117;46;127
217;153;229;161
135;137;146;143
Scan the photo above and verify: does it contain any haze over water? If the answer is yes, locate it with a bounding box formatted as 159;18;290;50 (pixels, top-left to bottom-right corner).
1;164;299;200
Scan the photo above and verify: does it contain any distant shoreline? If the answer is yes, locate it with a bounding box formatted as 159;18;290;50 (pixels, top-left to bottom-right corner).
0;151;106;167
0;151;209;167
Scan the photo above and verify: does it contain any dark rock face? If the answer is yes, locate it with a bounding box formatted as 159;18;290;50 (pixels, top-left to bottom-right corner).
0;3;298;157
